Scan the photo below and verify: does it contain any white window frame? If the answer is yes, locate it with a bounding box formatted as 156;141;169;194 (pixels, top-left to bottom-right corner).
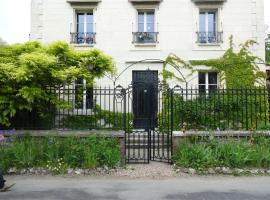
137;10;155;32
76;11;94;34
198;71;218;92
199;10;217;34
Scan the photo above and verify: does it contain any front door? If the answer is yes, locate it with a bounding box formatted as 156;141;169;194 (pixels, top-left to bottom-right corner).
132;70;158;130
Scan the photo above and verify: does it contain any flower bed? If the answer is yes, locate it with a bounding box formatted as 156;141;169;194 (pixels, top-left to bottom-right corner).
0;134;121;175
173;135;270;172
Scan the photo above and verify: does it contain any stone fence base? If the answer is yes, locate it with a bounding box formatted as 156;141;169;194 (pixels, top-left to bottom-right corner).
2;130;270;161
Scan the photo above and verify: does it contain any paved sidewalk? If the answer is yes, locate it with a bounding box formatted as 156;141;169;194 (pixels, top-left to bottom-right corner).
1;175;270;200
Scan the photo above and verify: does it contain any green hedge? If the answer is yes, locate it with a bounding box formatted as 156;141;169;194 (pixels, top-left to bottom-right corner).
0;135;121;174
160;89;269;131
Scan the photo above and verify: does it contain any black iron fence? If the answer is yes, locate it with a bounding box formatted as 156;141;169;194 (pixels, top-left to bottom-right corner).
171;87;269;131
1;86;270;131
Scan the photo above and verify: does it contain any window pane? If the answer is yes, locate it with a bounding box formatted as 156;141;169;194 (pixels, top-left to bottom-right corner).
86;14;93;33
138;12;144;32
138;23;144;32
77;13;84;33
86;87;93;109
146;12;154;32
199;12;206;32
209;85;217;93
198;72;206;84
199;85;206;94
147;12;154;23
208;12;216;33
208;72;217;84
138;12;144;23
75;78;84;85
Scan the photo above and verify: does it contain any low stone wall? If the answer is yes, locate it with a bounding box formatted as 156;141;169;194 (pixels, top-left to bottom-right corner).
2;130;270;161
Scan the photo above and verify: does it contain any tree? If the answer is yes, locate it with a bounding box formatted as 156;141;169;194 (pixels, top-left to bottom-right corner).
0;41;115;125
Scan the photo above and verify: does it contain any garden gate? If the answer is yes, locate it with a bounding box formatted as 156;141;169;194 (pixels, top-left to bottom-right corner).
122;71;174;164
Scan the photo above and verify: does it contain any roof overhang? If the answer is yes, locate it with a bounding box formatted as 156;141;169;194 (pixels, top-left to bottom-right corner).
129;0;162;2
67;0;101;3
191;0;226;3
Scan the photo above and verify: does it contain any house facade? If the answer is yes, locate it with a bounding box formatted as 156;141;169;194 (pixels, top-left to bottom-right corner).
30;0;265;90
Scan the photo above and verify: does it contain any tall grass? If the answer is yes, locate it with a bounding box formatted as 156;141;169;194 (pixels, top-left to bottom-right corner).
0;135;121;173
173;135;270;170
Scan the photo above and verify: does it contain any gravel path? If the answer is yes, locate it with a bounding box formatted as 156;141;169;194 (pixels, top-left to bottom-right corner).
111;162;179;178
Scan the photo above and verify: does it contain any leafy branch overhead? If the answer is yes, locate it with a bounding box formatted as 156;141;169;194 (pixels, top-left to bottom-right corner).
0;41;116;125
163;36;266;88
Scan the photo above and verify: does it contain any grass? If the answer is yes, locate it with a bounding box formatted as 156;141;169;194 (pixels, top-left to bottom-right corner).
0;134;121;174
173;135;270;171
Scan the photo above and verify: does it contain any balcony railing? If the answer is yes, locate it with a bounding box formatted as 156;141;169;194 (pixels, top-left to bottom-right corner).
196;31;223;44
70;32;96;45
132;32;158;44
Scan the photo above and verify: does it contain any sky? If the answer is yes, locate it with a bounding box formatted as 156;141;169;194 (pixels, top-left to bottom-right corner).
0;0;269;44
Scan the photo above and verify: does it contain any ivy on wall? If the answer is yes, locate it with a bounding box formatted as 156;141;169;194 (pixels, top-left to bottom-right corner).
163;36;266;88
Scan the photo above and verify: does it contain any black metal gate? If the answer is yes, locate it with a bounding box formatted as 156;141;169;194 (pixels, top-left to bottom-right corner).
124;70;173;164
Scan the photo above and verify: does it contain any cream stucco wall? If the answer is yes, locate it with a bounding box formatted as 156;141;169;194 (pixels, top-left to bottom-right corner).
30;0;266;88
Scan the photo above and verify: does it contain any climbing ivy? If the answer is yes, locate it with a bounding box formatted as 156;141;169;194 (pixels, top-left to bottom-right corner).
163;36;266;88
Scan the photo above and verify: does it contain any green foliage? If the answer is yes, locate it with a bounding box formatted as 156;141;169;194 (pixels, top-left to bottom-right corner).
162;53;193;85
62;105;132;130
190;36;265;88
0;41;115;125
173;135;270;170
0;135;121;174
163;36;266;88
169;89;269;131
266;34;270;66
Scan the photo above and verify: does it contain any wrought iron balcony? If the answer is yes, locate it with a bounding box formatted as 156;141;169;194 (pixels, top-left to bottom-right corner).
70;32;96;45
132;32;158;44
196;31;223;44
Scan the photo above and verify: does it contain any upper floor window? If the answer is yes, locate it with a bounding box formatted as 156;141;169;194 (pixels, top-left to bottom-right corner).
197;10;222;44
133;11;158;44
71;12;96;45
198;72;218;94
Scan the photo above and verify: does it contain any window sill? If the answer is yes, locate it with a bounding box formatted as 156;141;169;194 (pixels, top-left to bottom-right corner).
71;43;95;47
197;43;222;47
133;43;158;47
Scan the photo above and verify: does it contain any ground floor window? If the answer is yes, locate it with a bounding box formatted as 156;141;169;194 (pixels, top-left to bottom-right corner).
198;71;218;93
75;79;93;110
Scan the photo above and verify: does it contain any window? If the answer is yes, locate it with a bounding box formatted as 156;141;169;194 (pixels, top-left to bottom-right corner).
138;11;155;32
198;10;221;44
75;79;93;110
71;12;95;44
133;11;158;43
198;72;218;93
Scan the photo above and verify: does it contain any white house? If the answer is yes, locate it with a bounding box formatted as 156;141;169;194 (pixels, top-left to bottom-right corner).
30;0;266;91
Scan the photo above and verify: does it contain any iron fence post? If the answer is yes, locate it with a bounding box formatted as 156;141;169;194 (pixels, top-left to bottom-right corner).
170;88;174;163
